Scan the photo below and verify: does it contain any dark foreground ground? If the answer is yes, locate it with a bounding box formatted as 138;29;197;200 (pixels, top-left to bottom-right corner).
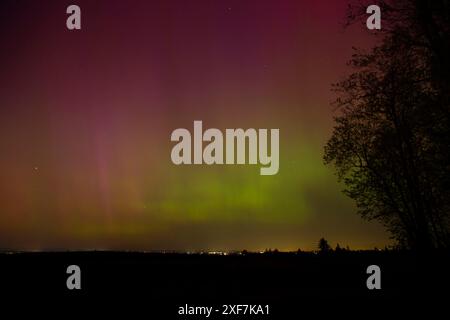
0;250;448;317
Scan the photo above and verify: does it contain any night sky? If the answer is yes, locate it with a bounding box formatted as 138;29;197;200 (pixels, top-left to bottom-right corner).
0;0;390;251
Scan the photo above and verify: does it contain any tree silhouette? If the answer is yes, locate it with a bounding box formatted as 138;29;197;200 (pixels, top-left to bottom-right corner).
324;0;450;250
318;238;332;253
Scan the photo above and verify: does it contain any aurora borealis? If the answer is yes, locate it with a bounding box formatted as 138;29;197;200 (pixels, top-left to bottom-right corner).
0;0;390;251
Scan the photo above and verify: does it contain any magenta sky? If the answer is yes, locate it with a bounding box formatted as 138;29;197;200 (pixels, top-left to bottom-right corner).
0;0;390;251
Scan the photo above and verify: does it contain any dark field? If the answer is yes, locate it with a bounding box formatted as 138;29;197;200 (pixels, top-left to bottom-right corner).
1;251;448;316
